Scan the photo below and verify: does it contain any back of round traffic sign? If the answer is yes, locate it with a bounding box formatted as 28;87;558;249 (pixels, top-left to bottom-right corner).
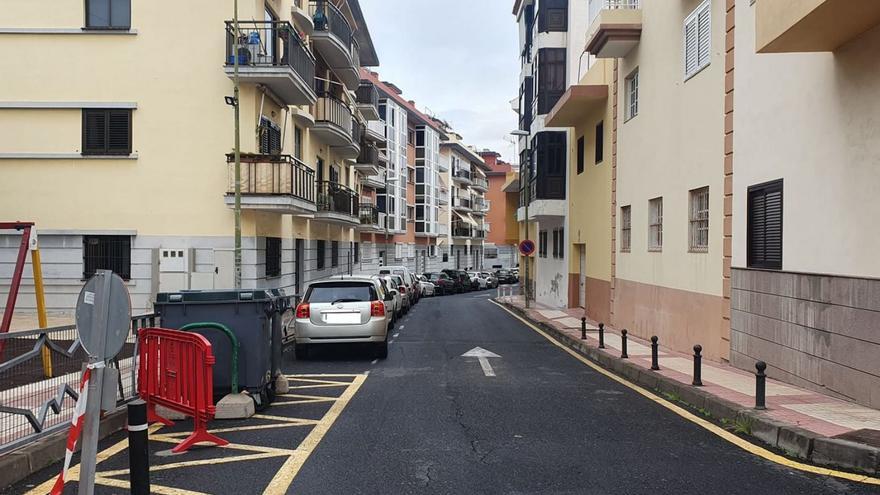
75;270;132;360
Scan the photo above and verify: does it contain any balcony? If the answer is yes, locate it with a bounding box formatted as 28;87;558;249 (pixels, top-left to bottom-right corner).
365;120;386;145
310;0;360;90
471;176;489;192
354;142;381;176
224;153;316;214
452;167;472;185
452;196;472;211
756;0;880;53
452;223;473;239
313;95;359;156
291;0;314;35
225;20;317;106
545;84;609;127
472;198;490;215
356;82;380;121
437;224;449;237
315;180;359;225
585;0;642;58
358;203;383;232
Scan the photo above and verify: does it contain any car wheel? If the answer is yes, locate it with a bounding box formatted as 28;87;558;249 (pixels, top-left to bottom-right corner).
295;344;309;360
376;342;388;359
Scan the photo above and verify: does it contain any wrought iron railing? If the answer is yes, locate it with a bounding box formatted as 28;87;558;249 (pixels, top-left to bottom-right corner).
356;82;379;109
359;203;380;227
315;94;353;135
312;0;353;51
225;20;316;87
317;181;358;217
453;196;472;209
357;143;379;166
453;167;472;182
226;153;316;204
452;222;473;238
472;177;489;190
0;313;157;453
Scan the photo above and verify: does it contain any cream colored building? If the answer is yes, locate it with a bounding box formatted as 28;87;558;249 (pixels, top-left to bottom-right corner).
440;135;490;270
0;0;380;313
730;0;880;408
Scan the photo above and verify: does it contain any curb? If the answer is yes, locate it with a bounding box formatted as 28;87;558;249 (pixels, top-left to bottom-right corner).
0;408;128;491
499;300;880;476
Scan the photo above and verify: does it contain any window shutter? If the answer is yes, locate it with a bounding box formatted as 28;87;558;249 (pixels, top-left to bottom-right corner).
684;16;698;77
107;110;131;154
697;5;711;67
748;181;783;269
83;110;107;154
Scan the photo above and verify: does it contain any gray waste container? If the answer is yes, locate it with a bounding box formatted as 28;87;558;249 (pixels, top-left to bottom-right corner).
154;289;290;404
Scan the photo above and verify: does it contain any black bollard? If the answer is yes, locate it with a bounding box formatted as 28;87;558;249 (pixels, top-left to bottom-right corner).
581;317;587;340
692;345;703;386
650;336;660;370
128;399;151;494
755;361;767;410
620;329;629;359
598;323;605;349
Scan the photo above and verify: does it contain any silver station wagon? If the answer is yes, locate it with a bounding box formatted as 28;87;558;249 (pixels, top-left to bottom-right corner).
294;275;393;360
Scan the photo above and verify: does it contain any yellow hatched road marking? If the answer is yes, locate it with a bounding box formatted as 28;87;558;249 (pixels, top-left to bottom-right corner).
264;374;367;494
252;413;323;424
95;476;209;495
96;451;290;478
284;374;361;378
289;382;350;390
490;300;880;487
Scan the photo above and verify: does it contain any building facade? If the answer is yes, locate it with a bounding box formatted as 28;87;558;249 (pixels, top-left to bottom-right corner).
479;150;519;271
440;136;490;271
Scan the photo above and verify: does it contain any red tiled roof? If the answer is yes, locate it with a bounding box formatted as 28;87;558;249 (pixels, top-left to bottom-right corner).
360;68;445;135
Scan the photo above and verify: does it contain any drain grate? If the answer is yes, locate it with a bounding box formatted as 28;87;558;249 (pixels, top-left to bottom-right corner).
832;428;880;448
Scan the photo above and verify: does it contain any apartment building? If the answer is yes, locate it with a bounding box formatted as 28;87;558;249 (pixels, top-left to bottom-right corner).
729;1;880;407
0;0;379;313
512;0;592;307
357;70;448;275
440;136;490;271
479;150;519;270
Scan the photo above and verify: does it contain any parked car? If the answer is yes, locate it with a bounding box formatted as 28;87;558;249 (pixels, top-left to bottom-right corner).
480;272;498;289
494;269;517;284
379;266;419;305
468;271;487;290
372;275;401;322
385;274;410;313
425;272;454;295
441;269;469;293
418;275;436;296
294;276;393;360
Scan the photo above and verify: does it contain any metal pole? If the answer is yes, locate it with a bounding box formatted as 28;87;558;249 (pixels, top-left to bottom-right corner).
523;138;530;309
233;0;242;289
31;233;53;377
127;400;150;494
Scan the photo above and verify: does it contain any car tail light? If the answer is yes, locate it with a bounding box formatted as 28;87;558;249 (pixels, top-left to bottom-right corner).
398;285;407;294
370;300;385;317
295;303;310;319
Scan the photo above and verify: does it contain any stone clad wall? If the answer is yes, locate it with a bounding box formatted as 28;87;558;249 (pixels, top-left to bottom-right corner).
731;268;880;409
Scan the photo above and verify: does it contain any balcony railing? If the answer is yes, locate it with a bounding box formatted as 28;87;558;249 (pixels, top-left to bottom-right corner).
472;177;489;190
453;167;472;182
452;197;472;209
225;20;315;87
226;153;315;203
352;120;364;145
359;202;380;226
315;94;353;134
589;0;640;26
312;0;352;51
473;198;490;212
356;82;379;108
317;181;358;216
452;223;473;238
357;142;380;165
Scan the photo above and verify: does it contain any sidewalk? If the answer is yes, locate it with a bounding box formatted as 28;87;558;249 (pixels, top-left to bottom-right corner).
496;294;880;475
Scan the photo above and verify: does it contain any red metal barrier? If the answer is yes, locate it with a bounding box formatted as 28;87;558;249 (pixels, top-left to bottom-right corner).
137;327;228;453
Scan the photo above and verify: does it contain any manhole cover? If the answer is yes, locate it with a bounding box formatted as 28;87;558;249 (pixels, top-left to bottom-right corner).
832;428;880;448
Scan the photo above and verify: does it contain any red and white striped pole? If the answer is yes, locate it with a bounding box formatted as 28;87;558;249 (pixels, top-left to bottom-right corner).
50;367;92;495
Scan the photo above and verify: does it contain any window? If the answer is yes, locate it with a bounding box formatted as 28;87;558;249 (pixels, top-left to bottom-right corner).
576;136;585;175
85;0;130;29
537;0;568;32
538;230;548;258
552;228;564;259
83;235;131;280
265;237;281;278
620;206;631;252
407;206;415;222
625;69;639;120
595;121;604;163
353;242;360;263
82;109;131;155
684;0;711;80
689;187;710;252
316;240;326;270
537;48;566;114
259;117;282;155
407;129;415;146
648;198;663;251
748;180;783;269
294;126;303;160
331;241;339;267
429;245;436;257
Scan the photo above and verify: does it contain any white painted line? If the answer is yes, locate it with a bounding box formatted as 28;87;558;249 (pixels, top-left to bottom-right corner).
399;325;405;329
371;359;378;365
364;370;371;376
462;347;501;378
478;357;496;377
393;333;399;338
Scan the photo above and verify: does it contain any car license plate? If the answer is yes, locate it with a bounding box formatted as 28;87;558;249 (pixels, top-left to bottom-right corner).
324;312;360;324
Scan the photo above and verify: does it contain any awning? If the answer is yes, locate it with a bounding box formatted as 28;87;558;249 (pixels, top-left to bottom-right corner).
453;210;478;226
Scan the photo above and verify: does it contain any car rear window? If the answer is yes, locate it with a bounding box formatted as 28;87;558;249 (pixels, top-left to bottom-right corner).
306;282;377;303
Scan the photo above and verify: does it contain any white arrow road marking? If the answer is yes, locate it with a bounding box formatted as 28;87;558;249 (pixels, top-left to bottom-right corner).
462;347;501;377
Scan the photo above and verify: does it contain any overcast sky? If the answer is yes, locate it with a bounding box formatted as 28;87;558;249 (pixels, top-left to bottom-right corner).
360;0;520;163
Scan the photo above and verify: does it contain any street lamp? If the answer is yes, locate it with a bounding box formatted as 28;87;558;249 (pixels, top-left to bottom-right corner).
510;129;531;308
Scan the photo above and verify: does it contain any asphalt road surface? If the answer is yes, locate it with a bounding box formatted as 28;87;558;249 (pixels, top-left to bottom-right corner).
8;291;877;494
